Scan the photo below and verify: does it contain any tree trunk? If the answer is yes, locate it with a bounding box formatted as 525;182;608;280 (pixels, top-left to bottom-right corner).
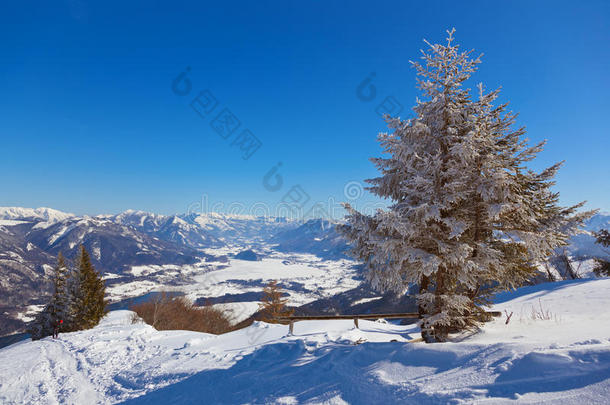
562;252;579;280
433;271;448;342
418;275;434;342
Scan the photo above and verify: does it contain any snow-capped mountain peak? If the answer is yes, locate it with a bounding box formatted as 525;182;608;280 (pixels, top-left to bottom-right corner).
0;207;74;223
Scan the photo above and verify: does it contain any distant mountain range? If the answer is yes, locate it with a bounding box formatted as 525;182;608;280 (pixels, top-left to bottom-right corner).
0;206;607;336
0;207;307;273
271;218;351;260
0;207;350;335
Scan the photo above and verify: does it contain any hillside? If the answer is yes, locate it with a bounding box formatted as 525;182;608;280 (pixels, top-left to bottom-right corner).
1;278;609;404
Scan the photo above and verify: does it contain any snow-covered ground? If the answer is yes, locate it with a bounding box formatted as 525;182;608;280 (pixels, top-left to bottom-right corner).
184;255;361;305
1;278;610;404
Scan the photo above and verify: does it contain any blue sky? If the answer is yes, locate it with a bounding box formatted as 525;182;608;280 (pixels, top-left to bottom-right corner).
1;1;608;217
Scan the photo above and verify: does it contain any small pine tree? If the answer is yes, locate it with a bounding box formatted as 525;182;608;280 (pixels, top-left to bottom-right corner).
48;253;71;325
258;280;293;322
593;229;610;276
29;253;71;340
69;246;108;330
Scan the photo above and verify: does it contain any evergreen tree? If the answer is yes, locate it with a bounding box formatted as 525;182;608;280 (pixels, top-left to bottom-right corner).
48;252;71;324
29;253;70;340
339;29;594;342
70;246;108;330
258;280;293;322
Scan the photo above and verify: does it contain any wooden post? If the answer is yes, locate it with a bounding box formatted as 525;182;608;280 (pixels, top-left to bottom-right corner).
289;320;294;335
354;318;359;329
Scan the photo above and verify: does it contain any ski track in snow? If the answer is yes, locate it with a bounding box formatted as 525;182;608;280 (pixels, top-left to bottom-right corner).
2;278;610;404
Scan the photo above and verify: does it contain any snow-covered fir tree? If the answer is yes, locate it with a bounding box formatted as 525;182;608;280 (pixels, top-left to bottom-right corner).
29;253;71;340
339;29;595;342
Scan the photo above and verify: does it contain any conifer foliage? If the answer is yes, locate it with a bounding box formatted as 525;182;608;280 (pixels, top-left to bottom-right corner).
29;246;108;339
339;29;594;342
69;246;108;330
258;280;293;322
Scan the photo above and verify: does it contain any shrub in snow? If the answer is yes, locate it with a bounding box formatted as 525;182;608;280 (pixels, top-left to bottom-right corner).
339;29;594;342
529;299;554;321
130;293;233;334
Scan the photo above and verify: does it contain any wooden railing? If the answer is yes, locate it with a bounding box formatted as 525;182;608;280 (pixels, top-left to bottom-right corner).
278;311;502;335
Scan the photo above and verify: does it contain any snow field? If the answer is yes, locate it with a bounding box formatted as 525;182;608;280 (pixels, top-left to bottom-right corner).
1;279;609;404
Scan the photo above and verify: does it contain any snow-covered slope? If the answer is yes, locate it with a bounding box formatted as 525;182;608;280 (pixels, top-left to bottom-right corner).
1;278;609;404
0;220;56;333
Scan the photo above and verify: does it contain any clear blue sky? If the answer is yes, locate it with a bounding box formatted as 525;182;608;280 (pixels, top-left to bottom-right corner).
1;1;608;217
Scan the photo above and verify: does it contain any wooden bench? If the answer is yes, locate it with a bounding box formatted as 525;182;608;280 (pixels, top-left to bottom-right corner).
278;311;502;335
